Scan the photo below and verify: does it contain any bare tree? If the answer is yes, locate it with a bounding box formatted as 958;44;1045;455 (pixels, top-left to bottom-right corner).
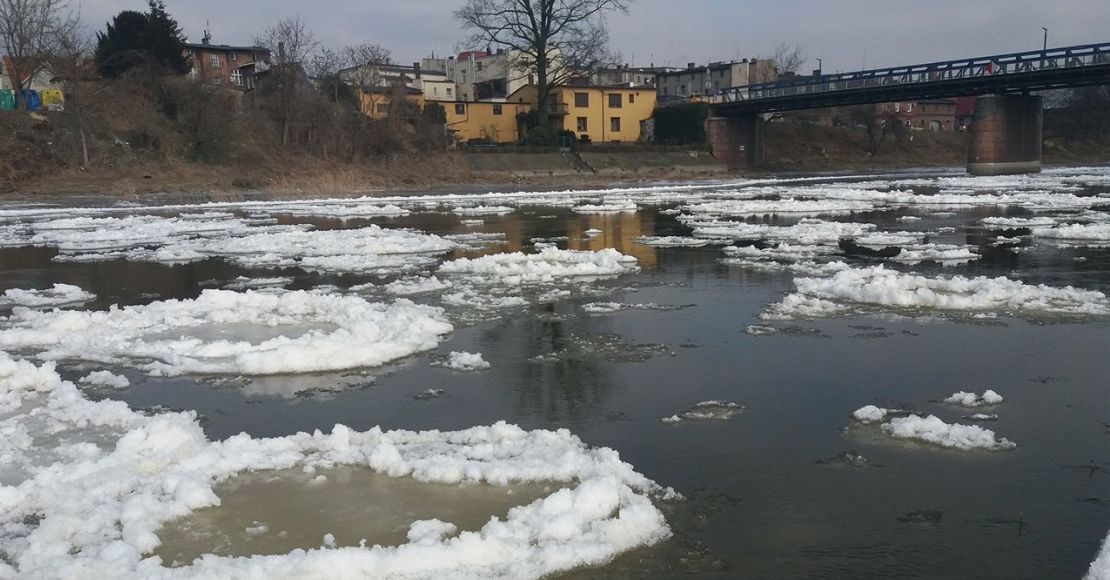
0;0;68;109
253;17;318;146
50;14;92;164
455;0;629;123
341;43;391;114
773;42;806;76
310;47;345;104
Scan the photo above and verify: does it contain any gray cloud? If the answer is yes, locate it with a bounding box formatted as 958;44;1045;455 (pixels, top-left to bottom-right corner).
76;0;1109;72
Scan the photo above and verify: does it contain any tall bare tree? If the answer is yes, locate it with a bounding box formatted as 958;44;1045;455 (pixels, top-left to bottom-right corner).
253;17;318;146
773;42;806;76
0;0;68;108
455;0;628;121
341;42;391;114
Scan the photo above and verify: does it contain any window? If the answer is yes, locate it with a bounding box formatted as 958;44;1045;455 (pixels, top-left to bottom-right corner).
230;69;243;86
209;54;220;69
476;61;483;71
629;93;636;104
576;117;588;132
376;104;389;114
188;67;198;80
230;51;238;62
574;92;589;107
680;84;686;95
455;103;466;115
461;71;466;83
906;103;914;112
610;117;621;132
493;104;502;115
447;87;453;96
894;102;901;112
608;93;622;108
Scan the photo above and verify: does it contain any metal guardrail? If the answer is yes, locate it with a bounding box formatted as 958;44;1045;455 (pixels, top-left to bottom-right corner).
713;42;1110;105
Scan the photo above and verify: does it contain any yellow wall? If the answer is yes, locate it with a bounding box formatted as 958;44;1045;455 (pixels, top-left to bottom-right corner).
359;90;425;120
552;86;656;143
444;101;529;143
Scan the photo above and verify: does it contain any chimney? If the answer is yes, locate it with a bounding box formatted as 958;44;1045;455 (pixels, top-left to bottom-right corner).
687;62;695;69
413;62;421;79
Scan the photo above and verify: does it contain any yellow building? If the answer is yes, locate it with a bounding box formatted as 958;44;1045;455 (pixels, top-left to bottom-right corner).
444;100;530;143
507;84;656;144
359;87;425;120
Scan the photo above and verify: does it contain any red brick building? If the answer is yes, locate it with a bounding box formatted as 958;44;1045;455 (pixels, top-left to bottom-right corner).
185;41;270;90
877;99;958;131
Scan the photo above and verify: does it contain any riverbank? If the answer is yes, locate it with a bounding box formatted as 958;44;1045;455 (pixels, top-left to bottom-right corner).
3;118;1106;198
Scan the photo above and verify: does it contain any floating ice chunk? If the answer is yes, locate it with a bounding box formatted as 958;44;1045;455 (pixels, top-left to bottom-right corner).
263;203;412;219
880;414;1016;451
1032;223;1110;244
435;351;490;371
964;413;998;422
438;246;639;285
661;400;743;423
572;199;637;213
888;244;979;265
852;405;889;424
763;265;1110;319
897;216;923;222
685;198;875;216
981;216;1059;228
451;205;514;216
744;324;778;336
0;290;453;376
223;276;294;291
0;354;674;580
0;283;95;309
384;276;452;296
944;390;1004;407
583;228;603;237
634;236;713;248
79;370;130;389
583;302;624;314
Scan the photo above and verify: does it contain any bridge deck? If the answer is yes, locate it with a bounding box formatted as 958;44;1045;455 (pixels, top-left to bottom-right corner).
711;42;1110;114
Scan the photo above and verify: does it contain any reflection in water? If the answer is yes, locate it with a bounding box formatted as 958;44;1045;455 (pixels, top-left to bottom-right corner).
154;466;551;565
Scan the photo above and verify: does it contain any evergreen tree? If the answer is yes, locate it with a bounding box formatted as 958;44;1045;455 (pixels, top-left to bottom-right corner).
95;0;188;78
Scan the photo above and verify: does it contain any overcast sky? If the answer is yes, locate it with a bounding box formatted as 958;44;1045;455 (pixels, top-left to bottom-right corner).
78;0;1109;72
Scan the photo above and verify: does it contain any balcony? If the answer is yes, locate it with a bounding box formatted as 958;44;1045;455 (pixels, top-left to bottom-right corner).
546;102;568;115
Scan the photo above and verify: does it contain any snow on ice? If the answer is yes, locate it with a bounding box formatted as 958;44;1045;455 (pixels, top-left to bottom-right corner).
0;284;95;309
943;390;1004;407
0;352;675;580
0;290;453;376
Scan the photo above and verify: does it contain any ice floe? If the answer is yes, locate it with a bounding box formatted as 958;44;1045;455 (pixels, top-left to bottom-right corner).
763;265;1110;319
0;290;453;376
852;405;890;424
434;351;490;371
79;370;130;389
0;284;95;309
880;414;1016;451
438;246;639;285
660;401;743;423
0;352;675;580
943;390;1004;407
634;236;713;248
1088;530;1110;580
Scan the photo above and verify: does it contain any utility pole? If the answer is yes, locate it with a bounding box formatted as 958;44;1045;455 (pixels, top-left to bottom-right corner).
1042;27;1048;52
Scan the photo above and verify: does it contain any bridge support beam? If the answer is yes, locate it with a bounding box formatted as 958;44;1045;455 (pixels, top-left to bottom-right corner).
967;94;1043;176
707;114;764;170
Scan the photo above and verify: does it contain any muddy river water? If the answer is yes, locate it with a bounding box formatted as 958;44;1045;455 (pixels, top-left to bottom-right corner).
1;168;1108;578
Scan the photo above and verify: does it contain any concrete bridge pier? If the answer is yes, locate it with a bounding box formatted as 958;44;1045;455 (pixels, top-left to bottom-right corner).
967;94;1043;176
707;114;764;170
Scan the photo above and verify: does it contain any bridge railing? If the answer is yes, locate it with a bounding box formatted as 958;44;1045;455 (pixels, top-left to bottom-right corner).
713;42;1110;105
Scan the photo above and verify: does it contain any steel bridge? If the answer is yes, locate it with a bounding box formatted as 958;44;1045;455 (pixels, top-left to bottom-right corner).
705;42;1110;175
710;42;1110;114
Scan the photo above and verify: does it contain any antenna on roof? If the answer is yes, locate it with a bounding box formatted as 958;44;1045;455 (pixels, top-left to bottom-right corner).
202;20;211;45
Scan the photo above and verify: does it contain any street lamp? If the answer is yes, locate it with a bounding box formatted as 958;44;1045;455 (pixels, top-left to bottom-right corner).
1042;27;1048;52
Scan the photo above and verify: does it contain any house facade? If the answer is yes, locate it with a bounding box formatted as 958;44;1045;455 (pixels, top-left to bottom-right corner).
656;59;776;99
185;41;270;90
509;84;656;143
444;100;531;142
